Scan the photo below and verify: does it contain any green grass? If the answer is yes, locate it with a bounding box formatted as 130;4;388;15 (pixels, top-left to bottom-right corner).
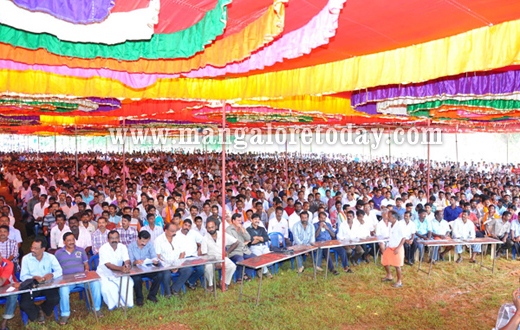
15;254;519;330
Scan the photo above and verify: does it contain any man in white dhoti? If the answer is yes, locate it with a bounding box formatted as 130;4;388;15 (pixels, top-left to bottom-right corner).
202;219;238;291
97;230;134;309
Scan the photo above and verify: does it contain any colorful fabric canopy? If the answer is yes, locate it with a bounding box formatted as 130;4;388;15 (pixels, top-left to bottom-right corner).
0;0;519;135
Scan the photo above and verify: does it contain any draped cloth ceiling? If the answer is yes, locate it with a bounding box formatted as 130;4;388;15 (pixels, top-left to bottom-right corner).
0;0;519;134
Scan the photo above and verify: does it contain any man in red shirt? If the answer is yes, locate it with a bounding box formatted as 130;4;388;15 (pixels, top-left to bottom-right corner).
284;198;295;216
0;257;16;330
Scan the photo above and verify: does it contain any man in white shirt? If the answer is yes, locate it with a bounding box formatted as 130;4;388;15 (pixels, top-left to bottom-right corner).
336;211;360;272
401;211;417;266
68;217;92;254
175;219;205;290
268;207;291;247
452;210;480;263
49;214;70;250
201;219;238;291
154;223;192;297
140;214;164;244
429;210;451;263
381;210;406;288
0;216;22;248
511;217;520;257
97;230;134;309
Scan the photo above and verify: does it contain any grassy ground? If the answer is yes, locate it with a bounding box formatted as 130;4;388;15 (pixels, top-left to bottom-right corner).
14;255;519;330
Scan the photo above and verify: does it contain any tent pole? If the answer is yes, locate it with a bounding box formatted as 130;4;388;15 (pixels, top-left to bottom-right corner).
427;120;431;201
507;133;509;164
54;126;57;156
221;102;227;292
75;124;78;176
285;139;288;184
122;119;126;193
455;125;459;165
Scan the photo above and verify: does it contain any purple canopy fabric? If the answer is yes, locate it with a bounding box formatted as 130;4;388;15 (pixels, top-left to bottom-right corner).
351;70;520;108
12;0;115;24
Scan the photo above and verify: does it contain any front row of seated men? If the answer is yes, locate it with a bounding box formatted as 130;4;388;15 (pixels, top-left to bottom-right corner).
0;214;275;326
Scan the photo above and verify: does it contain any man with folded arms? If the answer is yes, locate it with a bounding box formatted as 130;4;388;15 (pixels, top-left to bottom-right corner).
226;214;256;282
292;211;315;273
55;232;103;325
202;219;238;291
452;210;480;263
97;230;134;309
19;237;62;324
246;214;273;278
128;230;169;306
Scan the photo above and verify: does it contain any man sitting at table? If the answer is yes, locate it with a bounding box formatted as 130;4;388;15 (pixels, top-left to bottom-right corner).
155;223;192;297
292;211;315;273
19;236;63;324
128;230;169;306
402;211;417;266
97;230;134;309
246;214;273;279
175;219;205;290
0;253;17;330
491;211;512;258
337;211;359;272
414;209;432;262
314;212;342;276
55;232;103;325
452;210;481;263
430;210;451;264
202;219;238;291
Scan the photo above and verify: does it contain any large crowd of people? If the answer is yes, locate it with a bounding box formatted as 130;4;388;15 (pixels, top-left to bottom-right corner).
0;151;517;327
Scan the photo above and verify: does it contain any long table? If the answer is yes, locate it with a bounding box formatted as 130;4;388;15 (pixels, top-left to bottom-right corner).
113;255;224;317
313;237;389;279
0;271;100;322
236;245;318;305
417;237;503;276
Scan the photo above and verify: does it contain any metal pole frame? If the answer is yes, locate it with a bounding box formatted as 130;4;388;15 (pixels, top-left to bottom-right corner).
427;120;431;201
221;102;227;291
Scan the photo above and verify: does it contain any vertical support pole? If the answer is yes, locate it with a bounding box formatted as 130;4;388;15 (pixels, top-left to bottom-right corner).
427;120;431;201
455;124;459;165
75;124;79;177
285;139;288;185
221;102;227;292
122;119;126;193
507;133;509;164
54;126;57;156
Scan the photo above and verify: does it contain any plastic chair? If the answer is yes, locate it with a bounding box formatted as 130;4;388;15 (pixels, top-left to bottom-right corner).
328;248;339;268
69;286;90;310
89;254;99;271
513;245;517;260
268;232;294;269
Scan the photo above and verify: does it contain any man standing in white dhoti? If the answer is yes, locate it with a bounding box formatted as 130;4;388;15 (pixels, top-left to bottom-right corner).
97;230;134;309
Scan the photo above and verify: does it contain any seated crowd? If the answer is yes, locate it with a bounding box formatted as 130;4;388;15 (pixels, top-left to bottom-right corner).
0;151;517;327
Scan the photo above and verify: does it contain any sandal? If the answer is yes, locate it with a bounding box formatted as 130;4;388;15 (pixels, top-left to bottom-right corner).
243;275;252;282
59;316;69;325
381;277;393;282
392;283;403;288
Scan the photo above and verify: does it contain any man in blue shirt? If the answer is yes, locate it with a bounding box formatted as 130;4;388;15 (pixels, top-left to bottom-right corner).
292;211;315;273
314;212;343;276
443;196;462;222
413;210;432;262
128;230;169;306
55;232;103;325
19;237;62;324
393;198;406;220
